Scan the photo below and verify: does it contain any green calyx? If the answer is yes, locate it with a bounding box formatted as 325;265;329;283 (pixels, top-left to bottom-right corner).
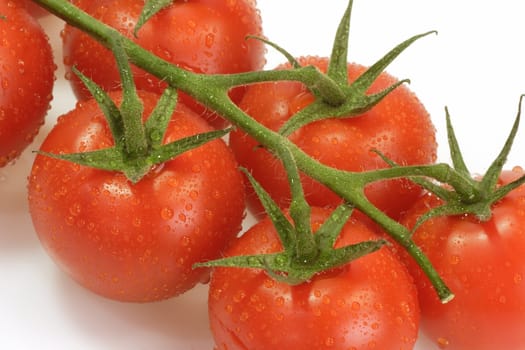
133;0;172;37
38;35;229;184
273;0;436;136
378;95;525;233
195;145;386;285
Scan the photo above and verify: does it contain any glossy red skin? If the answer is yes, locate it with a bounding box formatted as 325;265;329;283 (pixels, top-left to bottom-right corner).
400;167;525;350
229;56;437;220
62;0;266;129
0;3;54;167
208;207;420;350
11;1;46;17
28;91;246;302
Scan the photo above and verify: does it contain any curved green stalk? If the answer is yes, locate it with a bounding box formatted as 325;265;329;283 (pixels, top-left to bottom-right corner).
33;0;454;302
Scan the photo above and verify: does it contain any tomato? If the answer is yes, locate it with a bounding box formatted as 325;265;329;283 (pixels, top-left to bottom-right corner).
229;56;437;220
208;207;420;350
0;2;54;167
27;90;246;302
11;0;49;18
399;167;525;350
62;0;266;129
10;0;45;18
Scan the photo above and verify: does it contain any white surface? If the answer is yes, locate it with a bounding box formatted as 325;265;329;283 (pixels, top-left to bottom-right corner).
1;1;525;349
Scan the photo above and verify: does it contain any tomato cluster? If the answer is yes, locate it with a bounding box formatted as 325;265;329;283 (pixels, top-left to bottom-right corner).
2;1;525;350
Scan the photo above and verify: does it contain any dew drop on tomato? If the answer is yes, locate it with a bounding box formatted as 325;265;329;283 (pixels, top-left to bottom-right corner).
437;337;450;349
351;301;361;311
160;207;174;220
205;33;215;48
181;235;191;247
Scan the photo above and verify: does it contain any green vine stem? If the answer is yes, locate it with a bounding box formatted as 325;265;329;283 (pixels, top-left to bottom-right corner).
33;0;456;302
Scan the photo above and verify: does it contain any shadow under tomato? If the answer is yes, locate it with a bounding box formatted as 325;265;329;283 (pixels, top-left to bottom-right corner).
0;146;43;256
55;271;215;349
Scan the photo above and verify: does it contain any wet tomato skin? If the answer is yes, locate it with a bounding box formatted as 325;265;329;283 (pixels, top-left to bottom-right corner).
28;91;246;302
12;0;52;17
0;2;54;166
229;56;437;219
208;207;420;350
62;0;266;129
400;167;525;350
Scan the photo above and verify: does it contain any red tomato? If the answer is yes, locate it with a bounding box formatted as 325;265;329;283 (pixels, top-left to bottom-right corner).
62;0;266;129
229;56;437;220
0;2;54;167
208;207;420;350
11;0;49;18
400;167;525;350
28;91;246;302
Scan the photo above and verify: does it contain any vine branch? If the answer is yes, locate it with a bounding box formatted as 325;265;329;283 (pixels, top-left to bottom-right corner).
32;0;454;302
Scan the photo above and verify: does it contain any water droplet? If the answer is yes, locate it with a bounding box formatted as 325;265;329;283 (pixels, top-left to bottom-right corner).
66;216;75;226
233;290;245;303
205;33;215;48
160;207;174;220
351;301;361;311
449;255;460;265
132;218;142;228
181;236;191;247
192;164;201;173
69;203;82;217
324;337;335;347
373;302;383;311
437;337;450;349
149;130;163;142
274;255;287;266
187;20;197;28
17;59;25;74
247;256;260;266
263;278;275;289
239;312;249;322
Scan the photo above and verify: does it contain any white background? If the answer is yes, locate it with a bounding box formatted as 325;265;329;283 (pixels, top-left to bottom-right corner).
1;1;525;349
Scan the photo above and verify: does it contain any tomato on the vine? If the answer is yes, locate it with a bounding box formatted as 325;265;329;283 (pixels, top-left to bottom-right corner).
229;56;437;220
62;0;266;129
208;207;420;350
0;2;54;167
400;167;525;350
28;90;246;302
